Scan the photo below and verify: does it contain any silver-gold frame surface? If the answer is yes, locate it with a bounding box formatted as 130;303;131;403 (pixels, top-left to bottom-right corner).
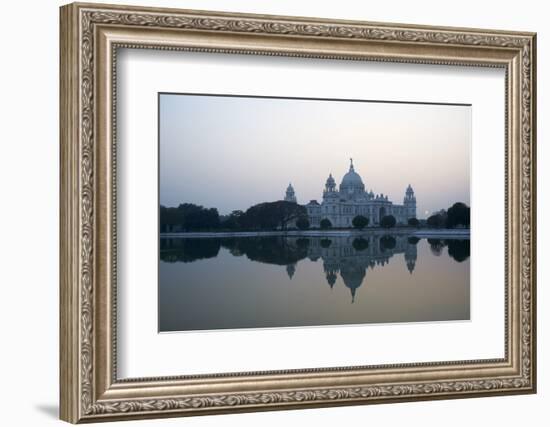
60;2;536;423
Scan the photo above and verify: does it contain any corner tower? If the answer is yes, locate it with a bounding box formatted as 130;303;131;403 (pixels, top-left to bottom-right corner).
284;183;297;203
404;184;416;219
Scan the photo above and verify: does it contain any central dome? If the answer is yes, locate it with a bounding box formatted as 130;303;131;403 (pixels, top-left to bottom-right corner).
340;159;365;191
341;169;364;186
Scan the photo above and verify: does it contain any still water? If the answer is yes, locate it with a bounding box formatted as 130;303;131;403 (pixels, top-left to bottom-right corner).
159;234;470;332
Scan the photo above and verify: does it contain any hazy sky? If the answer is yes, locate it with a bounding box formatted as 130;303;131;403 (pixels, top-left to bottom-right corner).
160;94;470;219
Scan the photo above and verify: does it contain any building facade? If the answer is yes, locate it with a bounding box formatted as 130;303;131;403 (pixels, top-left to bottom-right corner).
286;159;416;228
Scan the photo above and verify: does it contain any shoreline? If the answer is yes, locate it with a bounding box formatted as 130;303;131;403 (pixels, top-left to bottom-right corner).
160;228;470;239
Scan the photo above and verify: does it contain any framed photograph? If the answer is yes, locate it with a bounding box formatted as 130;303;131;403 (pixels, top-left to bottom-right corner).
60;2;537;423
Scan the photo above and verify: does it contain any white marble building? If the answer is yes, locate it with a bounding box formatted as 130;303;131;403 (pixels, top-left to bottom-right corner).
284;159;416;228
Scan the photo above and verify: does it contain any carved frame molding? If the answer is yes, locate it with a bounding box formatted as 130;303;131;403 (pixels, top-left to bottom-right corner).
60;2;536;423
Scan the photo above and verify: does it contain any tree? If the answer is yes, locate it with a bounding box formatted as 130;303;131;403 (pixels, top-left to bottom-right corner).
407;236;421;245
220;210;244;229
380;215;396;228
320;238;332;248
296;217;310;230
380;235;396;251
160;203;220;232
320;218;332;230
446;202;470;228
238;203;276;229
352;237;369;251
159;205;182;232
352;215;369;230
176;203;220;231
240;201;307;230
408;217;420;228
427;213;445;228
296;238;310;248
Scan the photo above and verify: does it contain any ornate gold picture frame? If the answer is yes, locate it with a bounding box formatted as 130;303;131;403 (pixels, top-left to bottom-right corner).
60;2;536;423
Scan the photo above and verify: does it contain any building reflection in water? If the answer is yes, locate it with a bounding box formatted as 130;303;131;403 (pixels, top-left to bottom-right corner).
160;235;469;304
306;235;418;303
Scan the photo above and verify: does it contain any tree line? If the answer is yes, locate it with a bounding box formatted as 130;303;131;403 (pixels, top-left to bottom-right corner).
160;203;220;232
160;200;470;232
426;202;470;229
160;200;307;232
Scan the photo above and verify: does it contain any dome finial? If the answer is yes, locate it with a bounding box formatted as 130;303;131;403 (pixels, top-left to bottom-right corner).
349;157;354;171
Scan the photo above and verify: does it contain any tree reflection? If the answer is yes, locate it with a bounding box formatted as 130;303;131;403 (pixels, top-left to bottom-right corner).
408;236;420;245
426;238;470;262
428;238;445;256
222;236;309;266
352;237;369;251
445;239;470;262
296;238;310;249
320;238;332;248
380;235;396;251
217;237;244;257
160;238;221;263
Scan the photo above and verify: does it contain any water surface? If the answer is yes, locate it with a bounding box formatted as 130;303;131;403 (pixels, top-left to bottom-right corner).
159;234;470;332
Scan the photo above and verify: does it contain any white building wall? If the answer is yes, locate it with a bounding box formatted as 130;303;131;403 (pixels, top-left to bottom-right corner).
309;197;415;228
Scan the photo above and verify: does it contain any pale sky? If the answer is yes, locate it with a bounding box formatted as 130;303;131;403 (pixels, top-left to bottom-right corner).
159;93;470;219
